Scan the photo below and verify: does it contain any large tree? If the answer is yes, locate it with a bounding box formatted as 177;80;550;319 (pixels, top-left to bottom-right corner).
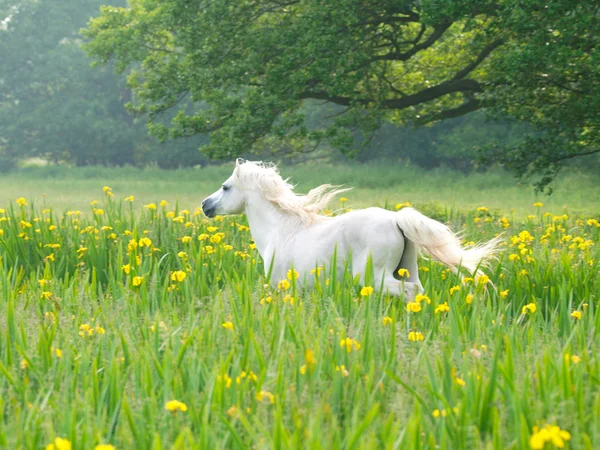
83;0;598;189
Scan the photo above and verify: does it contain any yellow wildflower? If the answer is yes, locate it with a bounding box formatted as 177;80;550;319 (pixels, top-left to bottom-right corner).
165;400;188;413
340;338;361;353
132;276;143;287
500;289;509;299
522;303;537;315
336;365;350;377
287;269;299;280
476;275;490;285
395;201;411;210
144;203;157;210
571;311;582;320
122;264;131;274
415;294;431;304
171;270;187;282
259;296;272;305
256;390;275;404
305;349;316;370
222;321;234;331
529;424;570;450
360;286;374;296
277;279;291;290
382;316;393;326
16;197;28;207
397;268;410;278
217;373;232;388
466;293;474;304
533;202;543;207
45;437;71;450
408;331;425;341
406;302;422;313
139;237;152;247
435;302;450;314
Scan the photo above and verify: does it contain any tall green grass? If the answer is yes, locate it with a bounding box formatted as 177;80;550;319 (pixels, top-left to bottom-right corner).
0;181;598;449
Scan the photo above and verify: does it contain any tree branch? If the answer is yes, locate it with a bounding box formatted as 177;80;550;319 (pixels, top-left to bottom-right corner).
452;39;504;80
366;22;452;64
548;148;600;164
300;79;483;110
416;99;482;124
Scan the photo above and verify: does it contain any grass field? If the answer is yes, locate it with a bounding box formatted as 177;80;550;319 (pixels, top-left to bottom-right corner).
0;164;599;449
1;163;598;216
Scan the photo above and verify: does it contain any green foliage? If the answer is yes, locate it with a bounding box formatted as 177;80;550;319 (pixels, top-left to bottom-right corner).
83;0;599;189
473;0;600;192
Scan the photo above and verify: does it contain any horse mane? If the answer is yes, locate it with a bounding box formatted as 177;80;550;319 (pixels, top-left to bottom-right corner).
232;160;349;224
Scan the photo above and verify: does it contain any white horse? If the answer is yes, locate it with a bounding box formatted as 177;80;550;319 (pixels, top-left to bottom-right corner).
202;159;499;298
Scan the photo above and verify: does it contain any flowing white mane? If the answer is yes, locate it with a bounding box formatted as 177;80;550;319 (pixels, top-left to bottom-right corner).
233;160;349;223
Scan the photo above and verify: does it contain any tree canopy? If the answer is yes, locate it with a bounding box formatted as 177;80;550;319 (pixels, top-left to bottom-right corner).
83;0;599;190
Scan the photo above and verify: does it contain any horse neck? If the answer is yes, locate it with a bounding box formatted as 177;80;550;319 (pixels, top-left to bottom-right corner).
244;194;295;258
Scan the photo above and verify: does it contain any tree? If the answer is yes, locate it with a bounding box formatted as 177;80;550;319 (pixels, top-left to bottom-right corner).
83;0;598;189
0;0;211;168
476;1;600;191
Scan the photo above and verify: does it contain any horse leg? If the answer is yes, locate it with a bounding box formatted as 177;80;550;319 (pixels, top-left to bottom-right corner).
395;238;423;292
379;235;423;300
379;274;422;300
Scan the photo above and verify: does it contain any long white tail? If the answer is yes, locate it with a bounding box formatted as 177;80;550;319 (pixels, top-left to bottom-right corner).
396;207;501;275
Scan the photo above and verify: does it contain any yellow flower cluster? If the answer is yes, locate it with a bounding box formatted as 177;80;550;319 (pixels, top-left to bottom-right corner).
529;424;571;449
79;323;106;338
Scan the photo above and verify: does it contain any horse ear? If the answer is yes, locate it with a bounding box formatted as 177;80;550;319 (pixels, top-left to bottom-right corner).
235;158;246;167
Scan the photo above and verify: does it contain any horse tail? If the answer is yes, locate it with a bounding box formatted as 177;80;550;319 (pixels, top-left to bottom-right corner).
395;207;501;276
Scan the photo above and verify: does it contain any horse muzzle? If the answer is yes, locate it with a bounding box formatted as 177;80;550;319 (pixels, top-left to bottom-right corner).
201;199;217;218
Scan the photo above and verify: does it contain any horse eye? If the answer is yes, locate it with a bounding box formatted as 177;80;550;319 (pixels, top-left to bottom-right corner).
222;185;229;191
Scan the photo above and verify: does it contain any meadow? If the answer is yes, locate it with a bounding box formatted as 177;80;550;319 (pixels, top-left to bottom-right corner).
0;163;599;449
